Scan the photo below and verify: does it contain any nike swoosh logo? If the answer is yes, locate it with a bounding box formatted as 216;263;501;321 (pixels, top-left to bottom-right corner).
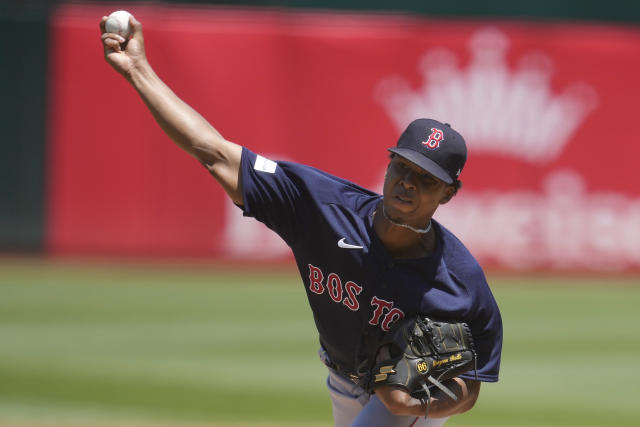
338;237;364;250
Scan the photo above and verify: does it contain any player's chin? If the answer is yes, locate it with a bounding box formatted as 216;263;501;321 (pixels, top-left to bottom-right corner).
386;195;416;215
384;204;419;227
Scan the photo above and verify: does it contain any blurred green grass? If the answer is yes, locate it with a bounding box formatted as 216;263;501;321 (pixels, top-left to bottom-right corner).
0;258;639;426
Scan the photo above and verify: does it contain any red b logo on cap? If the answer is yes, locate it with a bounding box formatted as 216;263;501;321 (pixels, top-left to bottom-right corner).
423;128;444;150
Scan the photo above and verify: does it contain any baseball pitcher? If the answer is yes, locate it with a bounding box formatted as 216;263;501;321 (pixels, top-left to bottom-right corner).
100;14;503;427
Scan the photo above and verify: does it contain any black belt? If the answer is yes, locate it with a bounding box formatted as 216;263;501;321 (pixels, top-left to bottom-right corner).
319;350;363;384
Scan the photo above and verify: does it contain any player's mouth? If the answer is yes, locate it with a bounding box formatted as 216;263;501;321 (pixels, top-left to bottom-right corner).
389;190;415;210
394;195;412;204
392;188;414;204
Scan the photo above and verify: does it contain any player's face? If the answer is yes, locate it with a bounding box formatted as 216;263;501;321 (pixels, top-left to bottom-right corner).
382;155;454;227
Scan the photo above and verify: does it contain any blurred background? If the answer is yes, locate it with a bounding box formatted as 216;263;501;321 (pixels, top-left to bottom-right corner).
1;0;639;426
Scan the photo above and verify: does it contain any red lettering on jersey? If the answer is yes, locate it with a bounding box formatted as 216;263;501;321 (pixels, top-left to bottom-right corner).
307;265;363;313
369;296;394;326
423;127;444;150
343;281;363;311
326;273;343;303
381;308;405;331
308;264;325;294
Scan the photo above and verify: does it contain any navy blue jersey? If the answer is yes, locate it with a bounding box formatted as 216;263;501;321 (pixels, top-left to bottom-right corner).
239;148;502;382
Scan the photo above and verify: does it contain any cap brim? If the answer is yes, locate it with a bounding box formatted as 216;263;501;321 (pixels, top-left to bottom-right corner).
388;147;453;184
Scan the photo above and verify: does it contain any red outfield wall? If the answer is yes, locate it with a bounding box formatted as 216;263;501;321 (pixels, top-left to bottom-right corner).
46;4;640;271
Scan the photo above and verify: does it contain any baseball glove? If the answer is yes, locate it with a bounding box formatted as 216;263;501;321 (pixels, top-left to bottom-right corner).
361;315;476;409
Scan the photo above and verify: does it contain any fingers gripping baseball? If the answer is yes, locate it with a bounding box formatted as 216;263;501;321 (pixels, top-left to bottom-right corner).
100;14;146;78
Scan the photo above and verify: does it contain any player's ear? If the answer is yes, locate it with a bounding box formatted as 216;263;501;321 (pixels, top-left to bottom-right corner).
439;186;455;205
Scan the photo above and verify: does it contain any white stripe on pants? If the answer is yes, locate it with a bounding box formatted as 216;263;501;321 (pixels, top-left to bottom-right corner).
326;368;449;427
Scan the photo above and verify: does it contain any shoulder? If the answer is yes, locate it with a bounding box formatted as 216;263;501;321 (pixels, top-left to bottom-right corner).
242;147;380;205
434;220;500;318
434;220;485;280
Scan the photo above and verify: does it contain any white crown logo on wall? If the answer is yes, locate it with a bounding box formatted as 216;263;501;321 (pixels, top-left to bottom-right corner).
376;27;598;163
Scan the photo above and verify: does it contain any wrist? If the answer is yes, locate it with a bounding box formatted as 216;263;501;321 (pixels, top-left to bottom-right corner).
126;59;153;86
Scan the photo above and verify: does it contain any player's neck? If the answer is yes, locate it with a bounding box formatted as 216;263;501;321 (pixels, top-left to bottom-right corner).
373;205;436;259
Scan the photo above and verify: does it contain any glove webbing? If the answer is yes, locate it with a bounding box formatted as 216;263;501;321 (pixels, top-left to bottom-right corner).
420;350;479;418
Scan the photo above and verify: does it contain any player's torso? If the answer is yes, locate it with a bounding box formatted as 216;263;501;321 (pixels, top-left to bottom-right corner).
292;197;470;371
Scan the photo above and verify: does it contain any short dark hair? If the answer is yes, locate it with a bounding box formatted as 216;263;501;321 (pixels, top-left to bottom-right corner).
451;178;462;196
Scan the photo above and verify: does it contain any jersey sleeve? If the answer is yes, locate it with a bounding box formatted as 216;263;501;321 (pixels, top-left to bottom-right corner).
435;224;503;383
238;147;378;246
460;271;503;383
462;294;502;383
238;148;304;245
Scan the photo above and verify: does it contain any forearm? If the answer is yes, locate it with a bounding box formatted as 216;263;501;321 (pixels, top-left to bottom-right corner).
101;15;243;203
126;60;228;167
375;378;480;418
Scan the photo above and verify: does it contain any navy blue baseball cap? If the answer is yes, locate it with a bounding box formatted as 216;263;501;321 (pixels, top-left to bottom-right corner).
388;118;467;184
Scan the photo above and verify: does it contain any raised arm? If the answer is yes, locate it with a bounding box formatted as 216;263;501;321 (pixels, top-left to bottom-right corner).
100;15;243;205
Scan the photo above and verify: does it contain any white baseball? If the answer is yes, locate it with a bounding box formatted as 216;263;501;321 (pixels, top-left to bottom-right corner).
105;10;133;39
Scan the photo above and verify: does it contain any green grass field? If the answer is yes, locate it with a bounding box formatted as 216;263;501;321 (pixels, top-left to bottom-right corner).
1;258;639;426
